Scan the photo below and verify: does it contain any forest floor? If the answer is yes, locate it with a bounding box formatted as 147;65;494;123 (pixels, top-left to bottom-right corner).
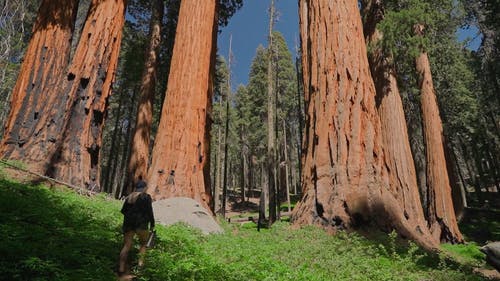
1;163;499;280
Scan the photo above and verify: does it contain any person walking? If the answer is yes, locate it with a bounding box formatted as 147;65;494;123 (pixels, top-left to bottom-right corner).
118;176;155;278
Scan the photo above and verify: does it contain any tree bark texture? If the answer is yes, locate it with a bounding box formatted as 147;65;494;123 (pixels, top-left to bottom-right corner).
416;50;464;243
48;0;126;188
127;0;164;194
291;0;437;250
362;0;436;245
146;0;217;212
0;0;79;167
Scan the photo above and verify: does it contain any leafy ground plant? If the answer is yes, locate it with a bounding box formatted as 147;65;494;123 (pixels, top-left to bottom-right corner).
0;175;492;281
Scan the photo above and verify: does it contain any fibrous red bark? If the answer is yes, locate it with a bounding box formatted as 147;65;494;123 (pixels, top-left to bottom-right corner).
0;0;79;167
415;47;464;243
127;0;164;194
291;0;437;250
146;0;218;212
48;0;126;188
363;0;437;246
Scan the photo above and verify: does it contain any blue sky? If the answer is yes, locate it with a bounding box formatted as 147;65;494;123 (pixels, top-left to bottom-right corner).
217;0;299;89
217;1;482;89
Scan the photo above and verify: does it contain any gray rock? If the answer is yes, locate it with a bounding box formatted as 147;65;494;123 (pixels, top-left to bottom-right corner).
152;197;223;234
481;241;500;271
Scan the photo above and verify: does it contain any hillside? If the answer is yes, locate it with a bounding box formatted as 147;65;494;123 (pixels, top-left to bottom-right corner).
0;173;495;281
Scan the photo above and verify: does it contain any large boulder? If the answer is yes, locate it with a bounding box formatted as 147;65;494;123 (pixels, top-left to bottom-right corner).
152;197;223;234
481;241;500;271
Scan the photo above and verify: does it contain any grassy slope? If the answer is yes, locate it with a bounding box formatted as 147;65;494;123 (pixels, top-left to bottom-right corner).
0;176;492;281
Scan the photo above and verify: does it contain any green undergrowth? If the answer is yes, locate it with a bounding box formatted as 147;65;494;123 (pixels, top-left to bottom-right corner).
0;176;491;281
441;243;485;267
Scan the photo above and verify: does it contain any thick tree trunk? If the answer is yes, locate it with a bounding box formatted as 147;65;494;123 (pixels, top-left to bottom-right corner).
291;0;437;250
415;48;464;243
146;0;217;212
127;0;164;194
0;0;79;167
362;0;436;244
48;0;126;188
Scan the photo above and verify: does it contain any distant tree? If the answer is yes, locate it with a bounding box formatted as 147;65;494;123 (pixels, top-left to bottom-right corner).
236;45;269;203
291;0;437;250
266;0;277;224
272;31;299;215
0;0;40;134
210;55;230;214
100;22;148;196
461;0;500;198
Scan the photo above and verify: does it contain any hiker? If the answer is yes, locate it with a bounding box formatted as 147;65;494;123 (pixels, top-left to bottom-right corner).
118;177;155;277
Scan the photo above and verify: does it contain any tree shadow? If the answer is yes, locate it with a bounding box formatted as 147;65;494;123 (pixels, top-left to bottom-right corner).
0;178;122;280
459;208;500;244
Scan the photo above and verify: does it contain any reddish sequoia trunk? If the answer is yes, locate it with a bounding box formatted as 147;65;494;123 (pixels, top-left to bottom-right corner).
0;0;78;168
415;46;463;243
362;1;436;245
48;0;126;188
146;0;217;212
127;0;164;194
291;0;437;250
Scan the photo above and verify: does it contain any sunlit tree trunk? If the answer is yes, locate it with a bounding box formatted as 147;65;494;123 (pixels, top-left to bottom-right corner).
0;0;79;168
146;0;218;212
414;27;463;242
292;0;437;250
48;0;127;188
127;0;164;194
362;0;436;245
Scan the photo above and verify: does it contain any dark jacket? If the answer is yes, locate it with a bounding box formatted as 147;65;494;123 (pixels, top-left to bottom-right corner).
121;192;155;232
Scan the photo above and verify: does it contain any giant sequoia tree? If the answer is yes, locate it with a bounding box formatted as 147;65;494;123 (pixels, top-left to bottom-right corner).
291;0;437;249
414;30;463;243
0;0;79;168
377;0;464;243
146;0;218;211
361;0;435;244
49;0;127;187
127;0;164;194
